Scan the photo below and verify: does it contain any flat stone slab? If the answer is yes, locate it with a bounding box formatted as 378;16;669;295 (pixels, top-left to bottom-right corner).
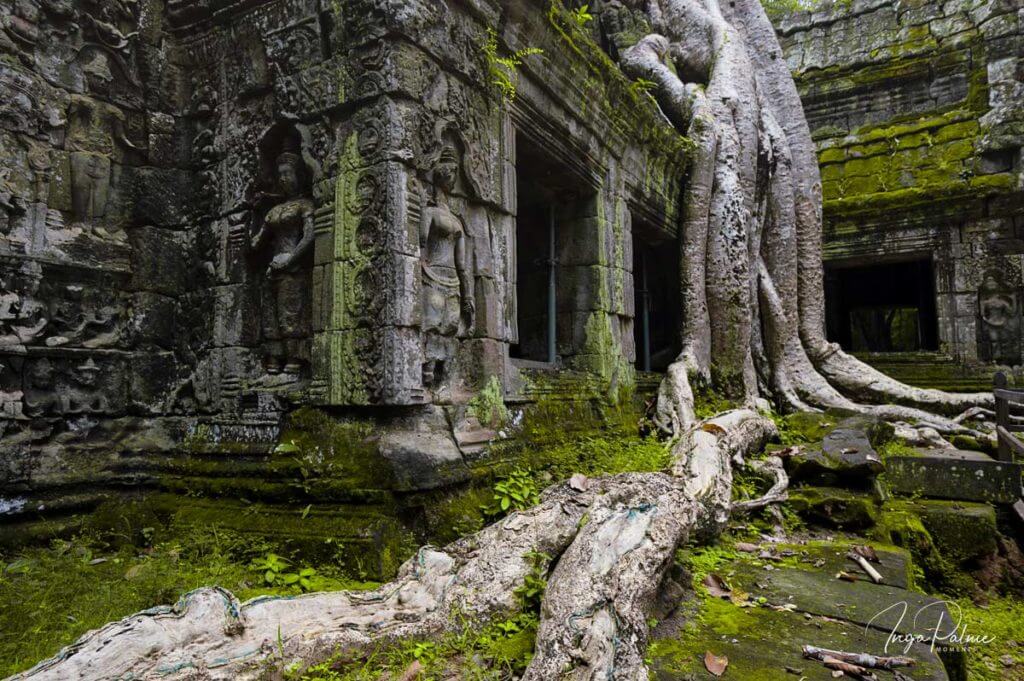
760;540;915;589
724;559;965;678
885;449;1023;503
650;591;949;680
786;416;885;486
890;499;998;564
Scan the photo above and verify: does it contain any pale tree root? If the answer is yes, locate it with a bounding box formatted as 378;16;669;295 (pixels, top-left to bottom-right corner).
12;488;589;681
523;409;776;679
13;411;778;681
731;455;789;514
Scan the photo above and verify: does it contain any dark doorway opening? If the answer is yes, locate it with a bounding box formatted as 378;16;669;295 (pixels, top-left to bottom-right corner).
824;258;939;352
633;229;680;371
510;133;595;364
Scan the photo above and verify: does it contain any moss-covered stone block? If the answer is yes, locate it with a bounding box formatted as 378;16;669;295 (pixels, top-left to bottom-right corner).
787;486;880;530
883;449;1023;503
871;500;985;597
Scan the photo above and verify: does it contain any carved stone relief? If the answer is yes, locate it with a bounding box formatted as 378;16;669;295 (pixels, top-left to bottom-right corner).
249;124;317;379
419;136;475;396
977;270;1022;365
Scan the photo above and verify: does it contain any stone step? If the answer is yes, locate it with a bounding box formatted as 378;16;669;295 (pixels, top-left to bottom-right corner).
650;541;958;680
884;448;1023;503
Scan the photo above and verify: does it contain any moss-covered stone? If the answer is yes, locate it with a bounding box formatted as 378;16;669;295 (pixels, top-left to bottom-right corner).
871;500;983;596
787;486;880;530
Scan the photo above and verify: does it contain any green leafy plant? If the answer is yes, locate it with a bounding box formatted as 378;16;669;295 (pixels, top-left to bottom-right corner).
482;27;543;102
514;550;550;611
571;4;593;26
484;468;541;518
274;439;301;454
629;77;657;97
250;553;319;592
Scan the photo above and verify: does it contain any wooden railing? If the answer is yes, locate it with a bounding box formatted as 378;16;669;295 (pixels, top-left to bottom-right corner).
994;372;1024;462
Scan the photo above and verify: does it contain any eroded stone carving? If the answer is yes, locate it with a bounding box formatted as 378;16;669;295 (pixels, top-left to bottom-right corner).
250;128;315;377
978;271;1021;365
420;139;475;393
66;94;141;222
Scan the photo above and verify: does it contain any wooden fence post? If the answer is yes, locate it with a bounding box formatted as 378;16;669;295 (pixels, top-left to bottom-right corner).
995;371;1010;462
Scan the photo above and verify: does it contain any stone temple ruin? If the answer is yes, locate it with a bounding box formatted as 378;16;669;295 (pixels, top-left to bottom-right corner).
0;0;1022;578
0;0;688;567
0;0;1019;675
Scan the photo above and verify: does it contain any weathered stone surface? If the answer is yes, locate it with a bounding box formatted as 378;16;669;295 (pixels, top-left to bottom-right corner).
788;486;881;529
651;598;949;680
651;542;954;680
378;407;470;492
0;0;688;528
785;415;887;485
728;559;965;678
884;449;1024;503
777;0;1024;370
884;499;1000;565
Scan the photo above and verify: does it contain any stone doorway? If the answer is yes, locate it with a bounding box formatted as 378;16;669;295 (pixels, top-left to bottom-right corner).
825;258;939;352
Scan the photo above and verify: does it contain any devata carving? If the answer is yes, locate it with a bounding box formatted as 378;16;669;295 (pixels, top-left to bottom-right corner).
420;140;475;393
66;93;141;222
978;271;1021;365
250;133;315;377
0;168;25;236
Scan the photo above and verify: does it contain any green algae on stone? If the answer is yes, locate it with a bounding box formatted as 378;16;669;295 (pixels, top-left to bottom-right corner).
787;486;880;530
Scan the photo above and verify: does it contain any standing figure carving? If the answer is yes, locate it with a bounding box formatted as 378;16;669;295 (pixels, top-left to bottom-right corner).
66;90;141;222
978;271;1020;364
250;149;314;376
420;142;474;391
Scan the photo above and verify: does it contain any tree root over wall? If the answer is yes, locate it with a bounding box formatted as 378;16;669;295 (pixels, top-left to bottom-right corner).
11;0;994;678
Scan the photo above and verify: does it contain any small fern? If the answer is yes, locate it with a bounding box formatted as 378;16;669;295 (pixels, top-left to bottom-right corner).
483;27;543;102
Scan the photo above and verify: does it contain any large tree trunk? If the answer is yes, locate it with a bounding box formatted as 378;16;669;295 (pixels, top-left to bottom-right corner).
9;1;996;679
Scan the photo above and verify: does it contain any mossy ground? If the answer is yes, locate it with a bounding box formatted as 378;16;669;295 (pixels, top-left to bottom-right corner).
0;525;378;677
0;411;669;678
955;596;1024;681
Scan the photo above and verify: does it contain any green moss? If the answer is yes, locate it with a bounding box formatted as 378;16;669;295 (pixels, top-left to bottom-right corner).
467;375;510;429
879;438;920;458
520;432;671;480
787;486;880;530
870;502;976;596
676;543;740;587
955;596;1024;681
0;526;378;677
648;597;792;678
422;486;492;546
692;382;737;420
774;411;837;445
277;407;395;490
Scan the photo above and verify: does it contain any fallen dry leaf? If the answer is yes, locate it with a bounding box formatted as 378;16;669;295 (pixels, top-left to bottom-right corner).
397;659;423;681
704;573;731;598
704;651;729;677
852;545;880;563
701;422;727;435
773;446;800;458
837;571;858;582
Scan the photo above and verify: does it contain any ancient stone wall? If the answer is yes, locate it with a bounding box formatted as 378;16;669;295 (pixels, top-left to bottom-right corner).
0;0;687;558
776;0;1023;378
